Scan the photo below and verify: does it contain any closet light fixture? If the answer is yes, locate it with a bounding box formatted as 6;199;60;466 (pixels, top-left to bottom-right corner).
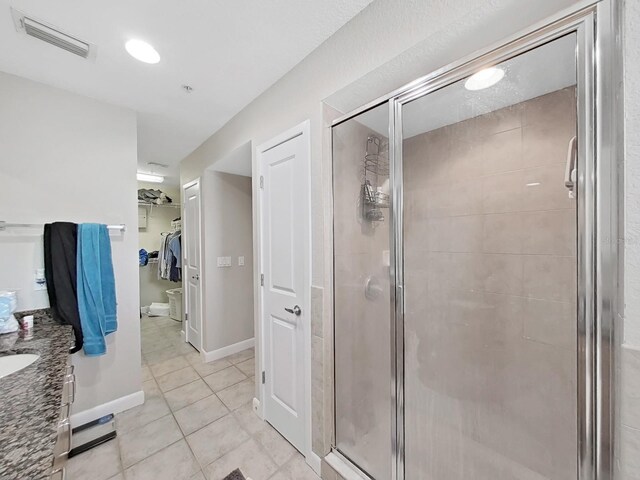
137;172;164;183
465;67;505;91
125;39;160;64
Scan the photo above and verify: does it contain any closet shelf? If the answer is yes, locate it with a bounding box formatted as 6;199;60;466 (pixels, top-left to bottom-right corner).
138;202;181;208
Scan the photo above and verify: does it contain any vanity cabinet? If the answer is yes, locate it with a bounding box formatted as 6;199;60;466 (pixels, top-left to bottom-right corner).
50;363;75;479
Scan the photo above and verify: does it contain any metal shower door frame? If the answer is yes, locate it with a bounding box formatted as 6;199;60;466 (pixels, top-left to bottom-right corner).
330;1;621;479
388;2;618;479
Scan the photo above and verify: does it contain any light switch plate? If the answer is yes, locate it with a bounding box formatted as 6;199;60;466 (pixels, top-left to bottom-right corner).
238;256;245;266
218;256;232;267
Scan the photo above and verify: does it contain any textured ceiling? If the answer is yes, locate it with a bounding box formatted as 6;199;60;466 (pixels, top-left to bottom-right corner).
0;0;373;184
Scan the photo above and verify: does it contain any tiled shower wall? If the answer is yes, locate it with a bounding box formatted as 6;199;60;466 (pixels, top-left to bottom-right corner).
402;87;578;479
311;284;325;457
324;87;579;480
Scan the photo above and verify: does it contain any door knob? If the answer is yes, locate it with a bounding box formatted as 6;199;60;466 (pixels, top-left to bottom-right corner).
285;305;302;316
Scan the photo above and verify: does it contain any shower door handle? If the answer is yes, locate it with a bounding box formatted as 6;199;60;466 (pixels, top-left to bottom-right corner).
564;136;577;198
285;305;302;316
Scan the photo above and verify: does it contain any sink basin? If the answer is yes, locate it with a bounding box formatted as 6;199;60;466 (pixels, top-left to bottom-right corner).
0;354;39;379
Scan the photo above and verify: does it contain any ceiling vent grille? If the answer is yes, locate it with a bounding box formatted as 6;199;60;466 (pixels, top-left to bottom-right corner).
11;9;92;59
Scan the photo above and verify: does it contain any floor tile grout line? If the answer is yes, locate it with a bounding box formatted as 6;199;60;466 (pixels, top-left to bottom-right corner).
152;364;249;396
178;377;267;474
127;316;266;479
120;436;186;476
173;394;231;438
119;412;180;471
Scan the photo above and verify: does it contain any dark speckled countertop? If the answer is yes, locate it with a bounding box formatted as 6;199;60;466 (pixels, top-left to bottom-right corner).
0;309;73;480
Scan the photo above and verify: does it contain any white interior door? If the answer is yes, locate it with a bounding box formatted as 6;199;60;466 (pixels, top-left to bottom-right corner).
184;180;202;351
260;125;310;454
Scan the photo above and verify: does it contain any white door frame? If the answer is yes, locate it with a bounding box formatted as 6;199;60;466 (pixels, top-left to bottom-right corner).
255;120;315;469
182;177;203;351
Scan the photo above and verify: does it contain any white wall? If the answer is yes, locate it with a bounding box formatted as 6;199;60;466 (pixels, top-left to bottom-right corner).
201;171;254;352
0;71;142;420
137;181;182;307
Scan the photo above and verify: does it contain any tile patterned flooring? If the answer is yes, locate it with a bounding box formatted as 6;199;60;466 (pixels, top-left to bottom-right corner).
66;315;320;480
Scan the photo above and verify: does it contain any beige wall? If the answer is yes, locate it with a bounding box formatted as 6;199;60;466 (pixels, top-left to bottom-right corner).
137;181;182;307
403;88;576;479
201;171;254;352
0;70;142;420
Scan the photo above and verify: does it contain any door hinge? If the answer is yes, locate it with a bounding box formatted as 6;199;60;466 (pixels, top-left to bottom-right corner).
185;312;188;321
259;176;264;189
260;273;264;286
261;371;265;384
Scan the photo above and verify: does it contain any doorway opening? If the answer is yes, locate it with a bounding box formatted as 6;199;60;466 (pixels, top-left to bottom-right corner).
137;180;188;356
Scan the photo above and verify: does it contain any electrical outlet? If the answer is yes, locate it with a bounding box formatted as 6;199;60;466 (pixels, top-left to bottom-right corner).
34;268;47;291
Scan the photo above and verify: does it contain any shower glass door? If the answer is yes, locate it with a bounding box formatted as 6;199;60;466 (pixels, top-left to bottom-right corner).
400;33;579;479
333;102;392;479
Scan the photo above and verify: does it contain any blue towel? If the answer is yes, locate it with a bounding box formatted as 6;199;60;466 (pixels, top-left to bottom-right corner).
77;224;118;356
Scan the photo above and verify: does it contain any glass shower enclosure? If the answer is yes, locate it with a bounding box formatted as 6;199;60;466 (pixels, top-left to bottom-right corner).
331;5;615;479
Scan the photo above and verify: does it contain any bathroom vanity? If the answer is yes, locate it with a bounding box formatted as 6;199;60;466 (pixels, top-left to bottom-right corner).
0;310;74;479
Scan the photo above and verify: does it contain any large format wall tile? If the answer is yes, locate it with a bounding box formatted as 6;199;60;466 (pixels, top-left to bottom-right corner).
481;127;522;175
401;88;578;480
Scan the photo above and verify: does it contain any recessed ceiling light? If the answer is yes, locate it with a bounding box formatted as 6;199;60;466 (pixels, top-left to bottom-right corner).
464;67;505;91
125;39;160;64
137;172;164;183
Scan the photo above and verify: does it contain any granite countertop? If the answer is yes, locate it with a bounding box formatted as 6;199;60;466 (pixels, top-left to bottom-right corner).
0;309;73;480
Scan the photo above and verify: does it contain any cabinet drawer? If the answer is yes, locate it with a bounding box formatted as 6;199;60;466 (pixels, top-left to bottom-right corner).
51;420;71;472
52;362;74;477
61;373;75;406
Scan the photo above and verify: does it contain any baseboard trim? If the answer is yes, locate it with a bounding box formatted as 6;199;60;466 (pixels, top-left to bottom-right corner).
307;451;322;476
202;337;255;363
70;390;145;428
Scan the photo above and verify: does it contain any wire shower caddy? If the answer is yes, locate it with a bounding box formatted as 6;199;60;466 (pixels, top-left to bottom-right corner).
362;134;389;222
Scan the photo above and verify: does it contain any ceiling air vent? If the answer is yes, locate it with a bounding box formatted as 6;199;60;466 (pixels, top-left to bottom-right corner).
11;9;93;59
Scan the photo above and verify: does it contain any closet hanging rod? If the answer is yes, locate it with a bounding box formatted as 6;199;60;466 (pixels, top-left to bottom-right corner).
0;221;126;232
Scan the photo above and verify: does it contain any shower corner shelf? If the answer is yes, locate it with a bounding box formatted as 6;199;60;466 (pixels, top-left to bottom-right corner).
362;134;390;222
